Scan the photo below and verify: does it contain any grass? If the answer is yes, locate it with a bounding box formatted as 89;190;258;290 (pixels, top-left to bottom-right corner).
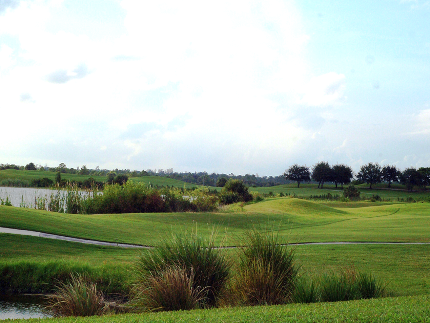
46;274;107;317
0;169;107;184
2;198;430;245
7;295;430;322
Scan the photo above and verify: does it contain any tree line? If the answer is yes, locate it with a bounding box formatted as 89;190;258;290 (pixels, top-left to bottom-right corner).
285;162;430;191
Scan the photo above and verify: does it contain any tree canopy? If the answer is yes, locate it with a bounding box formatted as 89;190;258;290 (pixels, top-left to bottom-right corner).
284;164;310;188
382;165;401;188
357;163;382;189
311;162;332;188
332;164;353;188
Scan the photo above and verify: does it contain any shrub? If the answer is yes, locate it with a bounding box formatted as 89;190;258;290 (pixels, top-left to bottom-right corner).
133;233;231;310
46;274;107;317
133;266;207;312
293;277;318;303
234;230;298;306
320;269;359;302
356;272;386;299
221;179;253;204
343;185;360;200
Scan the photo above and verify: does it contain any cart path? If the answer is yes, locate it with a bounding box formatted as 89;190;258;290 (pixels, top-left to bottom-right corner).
1;226;430;249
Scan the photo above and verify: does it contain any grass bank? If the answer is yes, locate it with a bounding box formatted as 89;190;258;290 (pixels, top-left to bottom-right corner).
8;295;430;322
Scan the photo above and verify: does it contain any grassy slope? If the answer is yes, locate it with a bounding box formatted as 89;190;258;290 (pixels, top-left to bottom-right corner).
1;199;429;245
251;183;430;200
10;295;430;322
2;233;429;296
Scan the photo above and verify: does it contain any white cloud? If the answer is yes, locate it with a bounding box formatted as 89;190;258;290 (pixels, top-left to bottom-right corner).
299;72;346;107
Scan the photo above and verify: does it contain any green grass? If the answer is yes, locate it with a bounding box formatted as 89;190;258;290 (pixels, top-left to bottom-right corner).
8;295;430;322
1;199;430;245
0;169;107;184
251;183;430;201
129;176;204;189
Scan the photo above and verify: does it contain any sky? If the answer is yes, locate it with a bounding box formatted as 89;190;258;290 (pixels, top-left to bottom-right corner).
0;0;429;176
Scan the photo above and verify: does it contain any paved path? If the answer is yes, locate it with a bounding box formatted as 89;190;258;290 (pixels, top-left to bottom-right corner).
1;226;430;249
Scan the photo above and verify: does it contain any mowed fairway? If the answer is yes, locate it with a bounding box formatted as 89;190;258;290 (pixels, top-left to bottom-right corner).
1;198;429;298
1;198;429;246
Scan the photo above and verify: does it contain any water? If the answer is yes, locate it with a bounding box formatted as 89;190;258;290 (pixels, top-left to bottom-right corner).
0;295;52;320
0;187;98;209
0;187;60;208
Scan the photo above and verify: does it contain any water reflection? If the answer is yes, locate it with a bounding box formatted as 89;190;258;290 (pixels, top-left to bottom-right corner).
0;295;52;320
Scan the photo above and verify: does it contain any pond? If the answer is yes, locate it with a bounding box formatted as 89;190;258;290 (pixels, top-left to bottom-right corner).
0;295;52;320
0;187;60;208
0;186;97;209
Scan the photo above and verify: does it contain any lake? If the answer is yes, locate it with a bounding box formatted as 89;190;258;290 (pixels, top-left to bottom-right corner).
0;295;52;320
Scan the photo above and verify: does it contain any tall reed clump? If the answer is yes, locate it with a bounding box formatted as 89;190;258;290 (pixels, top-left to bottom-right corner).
133;233;231;311
319;268;386;302
46;274;107;317
234;230;298;306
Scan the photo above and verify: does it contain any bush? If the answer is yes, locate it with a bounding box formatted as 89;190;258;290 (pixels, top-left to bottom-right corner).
47;274;107;317
234;230;298;306
221;179;253;204
133;266;207;312
343;185;360;200
133;233;231;310
293;278;318;303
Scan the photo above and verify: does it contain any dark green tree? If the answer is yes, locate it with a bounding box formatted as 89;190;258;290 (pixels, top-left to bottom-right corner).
311;162;332;188
114;174;128;185
55;171;61;184
332;164;353;188
357;163;382;189
107;172;116;184
24;162;37;170
382;165;401;188
343;184;360;200
79;165;90;175
221;179;253;203
57;163;67;173
401;167;425;191
284;164;310;188
216;177;228;187
418;167;430;186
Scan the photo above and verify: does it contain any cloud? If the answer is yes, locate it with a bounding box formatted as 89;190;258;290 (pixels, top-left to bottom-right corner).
19;92;34;102
46;63;89;84
299;72;346;107
0;0;19;15
409;108;430;134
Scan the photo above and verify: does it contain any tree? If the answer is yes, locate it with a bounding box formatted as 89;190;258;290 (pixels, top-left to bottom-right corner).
418;167;430;186
57;163;67;173
114;174;128;185
107;172;116;184
382;165;401;188
24;162;37;170
332;164;353;188
284;164;310;188
311;162;332;188
221;179;253;203
401;168;425;192
216;177;228;187
357;163;382;189
79;165;90;175
343;184;360;200
55;171;61;184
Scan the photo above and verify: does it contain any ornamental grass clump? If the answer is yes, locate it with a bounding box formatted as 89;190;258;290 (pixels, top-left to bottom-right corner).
235;230;298;306
133;233;231;311
46;274;107;317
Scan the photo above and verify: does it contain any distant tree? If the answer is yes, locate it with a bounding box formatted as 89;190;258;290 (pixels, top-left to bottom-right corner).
25;162;37;171
57;163;67;173
418;167;430;186
357;163;382;189
55;171;61;184
216;177;228;187
311;162;332;188
381;165;401;188
107;172;116;184
114;174;128;185
332;164;353;188
401;168;425;191
79;165;90;175
284;164;311;188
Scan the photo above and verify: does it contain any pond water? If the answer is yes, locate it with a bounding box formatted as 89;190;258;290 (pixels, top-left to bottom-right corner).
0;187;97;209
0;295;52;320
0;187;60;208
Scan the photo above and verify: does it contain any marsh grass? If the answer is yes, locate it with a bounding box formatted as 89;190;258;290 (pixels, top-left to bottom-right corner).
234;230;298;306
319;268;386;302
133;232;231;310
133;266;208;312
46;274;107;317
